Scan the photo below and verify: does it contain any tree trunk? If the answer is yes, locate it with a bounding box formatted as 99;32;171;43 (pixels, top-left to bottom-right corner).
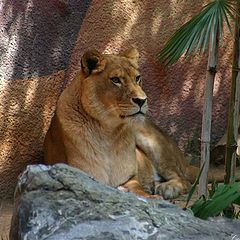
199;31;219;197
224;5;240;184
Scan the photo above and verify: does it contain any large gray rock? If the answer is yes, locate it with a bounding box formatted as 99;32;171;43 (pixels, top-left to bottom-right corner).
10;164;240;240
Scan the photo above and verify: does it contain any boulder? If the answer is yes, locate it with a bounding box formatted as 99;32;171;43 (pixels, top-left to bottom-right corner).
10;164;240;240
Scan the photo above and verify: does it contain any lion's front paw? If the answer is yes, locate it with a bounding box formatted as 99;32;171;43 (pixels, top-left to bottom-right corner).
155;179;191;199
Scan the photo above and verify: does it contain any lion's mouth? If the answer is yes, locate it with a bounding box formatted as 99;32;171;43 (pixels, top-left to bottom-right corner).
130;111;145;117
120;111;145;119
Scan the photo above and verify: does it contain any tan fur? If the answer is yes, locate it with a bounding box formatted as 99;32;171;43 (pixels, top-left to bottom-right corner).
44;48;225;199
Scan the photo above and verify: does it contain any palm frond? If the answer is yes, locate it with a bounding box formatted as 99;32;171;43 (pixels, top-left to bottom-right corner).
158;0;238;66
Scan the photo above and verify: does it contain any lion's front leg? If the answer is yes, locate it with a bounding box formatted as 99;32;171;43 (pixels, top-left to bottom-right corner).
118;148;162;199
135;119;191;199
137;147;191;199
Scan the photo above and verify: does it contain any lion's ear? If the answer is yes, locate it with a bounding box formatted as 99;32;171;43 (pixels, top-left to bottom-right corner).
81;50;106;76
122;48;139;64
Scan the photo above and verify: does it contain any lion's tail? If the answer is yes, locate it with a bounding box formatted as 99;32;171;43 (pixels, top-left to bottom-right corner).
185;165;238;184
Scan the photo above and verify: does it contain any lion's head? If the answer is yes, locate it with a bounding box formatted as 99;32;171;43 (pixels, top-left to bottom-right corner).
80;48;148;126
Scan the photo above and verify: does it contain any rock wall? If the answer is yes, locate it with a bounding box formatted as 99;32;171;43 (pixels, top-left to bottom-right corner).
0;0;232;198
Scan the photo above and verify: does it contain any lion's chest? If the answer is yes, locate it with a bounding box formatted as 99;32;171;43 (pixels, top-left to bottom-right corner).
92;136;137;187
66;127;138;187
107;143;137;187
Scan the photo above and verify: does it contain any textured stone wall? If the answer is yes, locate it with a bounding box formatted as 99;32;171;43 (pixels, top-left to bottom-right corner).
0;0;232;198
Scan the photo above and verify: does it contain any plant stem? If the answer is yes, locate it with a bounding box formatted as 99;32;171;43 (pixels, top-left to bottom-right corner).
224;4;240;184
199;29;219;197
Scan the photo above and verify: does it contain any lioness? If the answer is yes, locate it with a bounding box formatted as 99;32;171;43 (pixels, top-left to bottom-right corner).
44;48;223;199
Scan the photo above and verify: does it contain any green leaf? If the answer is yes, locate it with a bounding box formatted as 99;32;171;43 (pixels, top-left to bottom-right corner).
234;195;240;204
184;162;205;209
190;182;240;219
190;195;206;214
158;0;238;66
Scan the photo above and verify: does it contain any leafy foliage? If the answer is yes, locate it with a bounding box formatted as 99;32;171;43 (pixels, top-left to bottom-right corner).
187;182;240;220
185;163;240;220
158;0;238;65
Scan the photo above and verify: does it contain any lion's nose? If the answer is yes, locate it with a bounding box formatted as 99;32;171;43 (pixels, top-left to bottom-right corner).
132;97;147;107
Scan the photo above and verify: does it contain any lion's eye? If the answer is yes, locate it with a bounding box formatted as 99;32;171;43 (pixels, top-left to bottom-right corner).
110;77;121;86
136;75;141;84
